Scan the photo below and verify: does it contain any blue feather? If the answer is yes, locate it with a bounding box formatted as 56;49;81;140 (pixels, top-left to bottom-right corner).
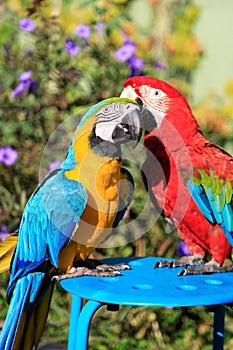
0;273;45;350
188;173;233;247
187;181;215;225
7;169;87;295
222;203;233;232
222;225;233;247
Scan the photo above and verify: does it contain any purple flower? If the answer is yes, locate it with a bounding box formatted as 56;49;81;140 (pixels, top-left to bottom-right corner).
75;25;91;40
19;70;32;81
114;43;136;62
0;225;10;241
49;160;61;172
19;18;36;32
4;44;10;53
64;39;80;56
123;39;135;47
128;56;144;77
155;61;167;70
11;82;30;97
11;70;35;97
0;146;18;166
176;240;190;256
128;56;144;70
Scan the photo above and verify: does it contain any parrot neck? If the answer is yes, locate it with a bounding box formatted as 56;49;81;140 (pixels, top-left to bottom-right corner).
73;125;121;163
64;125;123;201
61;116;121;172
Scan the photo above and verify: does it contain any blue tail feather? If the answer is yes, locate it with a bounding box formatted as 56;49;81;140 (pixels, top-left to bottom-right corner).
0;272;45;350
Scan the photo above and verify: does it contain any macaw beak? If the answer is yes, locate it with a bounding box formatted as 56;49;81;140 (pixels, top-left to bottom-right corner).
112;106;142;148
120;87;157;132
141;106;158;131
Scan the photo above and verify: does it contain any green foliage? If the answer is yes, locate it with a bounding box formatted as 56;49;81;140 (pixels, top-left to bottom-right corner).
1;0;233;349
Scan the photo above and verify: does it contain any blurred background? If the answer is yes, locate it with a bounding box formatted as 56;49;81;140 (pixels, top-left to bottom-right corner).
0;1;233;349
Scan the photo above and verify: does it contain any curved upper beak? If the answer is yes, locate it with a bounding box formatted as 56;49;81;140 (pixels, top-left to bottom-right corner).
141;107;158;131
112;105;142;148
120;87;157;132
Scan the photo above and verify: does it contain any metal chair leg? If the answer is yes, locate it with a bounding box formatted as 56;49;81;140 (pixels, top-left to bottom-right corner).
68;295;83;350
74;300;104;350
213;305;225;350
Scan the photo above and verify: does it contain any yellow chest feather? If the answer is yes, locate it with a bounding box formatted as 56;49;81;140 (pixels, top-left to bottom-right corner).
58;125;124;269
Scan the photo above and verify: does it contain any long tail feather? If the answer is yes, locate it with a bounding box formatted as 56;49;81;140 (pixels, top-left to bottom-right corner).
0;272;53;350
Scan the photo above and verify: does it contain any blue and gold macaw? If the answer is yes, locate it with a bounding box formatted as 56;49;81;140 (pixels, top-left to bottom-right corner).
0;97;143;350
184;167;233;274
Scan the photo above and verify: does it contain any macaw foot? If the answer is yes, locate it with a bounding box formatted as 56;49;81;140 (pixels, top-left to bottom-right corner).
52;258;131;281
154;255;204;269
178;259;233;276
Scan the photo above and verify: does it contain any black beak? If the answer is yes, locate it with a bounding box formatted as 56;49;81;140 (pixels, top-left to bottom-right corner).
135;97;157;131
112;108;142;148
141;107;157;131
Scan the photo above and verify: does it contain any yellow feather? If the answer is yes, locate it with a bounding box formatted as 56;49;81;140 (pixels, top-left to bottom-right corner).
64;122;124;257
0;235;17;273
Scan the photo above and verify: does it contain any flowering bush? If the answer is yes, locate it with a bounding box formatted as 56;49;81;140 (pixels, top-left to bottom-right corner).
0;0;202;232
1;1;233;348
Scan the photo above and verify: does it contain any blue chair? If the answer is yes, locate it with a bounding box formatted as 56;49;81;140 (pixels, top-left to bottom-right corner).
60;256;232;350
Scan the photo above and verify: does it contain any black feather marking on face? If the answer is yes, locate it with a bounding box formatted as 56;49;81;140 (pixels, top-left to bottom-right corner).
89;126;122;159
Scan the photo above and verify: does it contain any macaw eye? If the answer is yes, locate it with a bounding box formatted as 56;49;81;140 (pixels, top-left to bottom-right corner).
152;89;163;98
102;106;111;114
142;87;166;100
140;85;167;102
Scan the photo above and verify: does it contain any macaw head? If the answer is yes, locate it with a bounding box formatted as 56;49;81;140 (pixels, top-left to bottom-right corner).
87;97;142;151
62;97;144;169
120;76;199;138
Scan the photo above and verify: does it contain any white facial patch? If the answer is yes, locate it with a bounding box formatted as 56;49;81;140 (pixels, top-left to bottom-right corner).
120;84;169;128
120;85;138;100
95;120;117;142
139;86;169;128
94;102;136;142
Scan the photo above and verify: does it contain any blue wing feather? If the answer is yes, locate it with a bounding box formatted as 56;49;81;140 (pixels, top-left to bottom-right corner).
8;169;88;294
222;203;233;232
187;176;233;246
0;272;46;350
187;181;215;225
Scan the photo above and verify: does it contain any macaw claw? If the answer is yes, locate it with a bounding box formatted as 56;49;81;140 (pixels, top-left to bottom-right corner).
154;255;204;269
96;263;131;272
52;266;122;281
178;263;233;276
52;259;131;281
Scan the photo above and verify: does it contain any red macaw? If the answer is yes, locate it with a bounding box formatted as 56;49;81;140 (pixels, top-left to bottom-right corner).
121;75;233;275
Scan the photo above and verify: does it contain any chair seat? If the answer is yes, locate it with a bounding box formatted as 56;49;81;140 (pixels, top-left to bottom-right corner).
60;256;231;350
